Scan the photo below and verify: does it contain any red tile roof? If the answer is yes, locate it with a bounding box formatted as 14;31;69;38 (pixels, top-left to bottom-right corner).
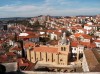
17;58;29;66
54;31;62;35
0;55;7;63
11;46;22;51
19;31;39;39
80;42;96;48
74;33;92;39
80;41;90;46
94;40;100;42
82;34;92;39
24;42;35;49
34;46;58;53
46;30;62;35
71;41;78;47
6;52;16;56
74;33;83;37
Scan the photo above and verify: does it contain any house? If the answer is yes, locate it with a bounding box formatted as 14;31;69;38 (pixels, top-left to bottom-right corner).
94;39;100;48
71;41;84;61
19;31;39;43
9;46;22;57
73;33;92;43
84;23;92;30
46;30;62;40
80;34;92;42
94;31;100;37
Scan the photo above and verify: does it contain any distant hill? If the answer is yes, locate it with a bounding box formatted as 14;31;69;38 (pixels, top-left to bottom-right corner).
0;17;32;21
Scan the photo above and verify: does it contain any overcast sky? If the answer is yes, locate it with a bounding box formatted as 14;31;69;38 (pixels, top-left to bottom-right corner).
0;0;100;18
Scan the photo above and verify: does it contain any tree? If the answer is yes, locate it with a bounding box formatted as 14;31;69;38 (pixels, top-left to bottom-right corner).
65;30;72;37
2;42;12;52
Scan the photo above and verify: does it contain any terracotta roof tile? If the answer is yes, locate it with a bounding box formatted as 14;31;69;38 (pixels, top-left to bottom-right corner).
11;46;22;51
80;42;90;46
94;40;100;42
74;33;92;39
84;24;89;26
54;31;62;35
6;52;16;56
80;42;96;48
34;46;58;53
0;55;7;63
82;34;92;39
24;42;35;49
71;41;78;47
19;31;39;39
74;33;83;37
17;58;29;66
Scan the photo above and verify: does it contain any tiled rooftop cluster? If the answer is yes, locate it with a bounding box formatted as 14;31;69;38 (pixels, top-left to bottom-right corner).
0;15;100;72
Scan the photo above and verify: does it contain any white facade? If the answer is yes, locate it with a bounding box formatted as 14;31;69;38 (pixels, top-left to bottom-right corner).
72;47;77;53
71;46;84;54
9;40;14;46
84;26;92;30
95;42;100;48
17;51;22;56
50;33;57;40
94;31;100;37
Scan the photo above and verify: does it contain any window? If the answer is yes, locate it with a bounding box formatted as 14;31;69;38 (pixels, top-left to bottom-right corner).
60;59;63;61
61;47;63;51
64;47;66;51
74;48;76;50
61;47;66;51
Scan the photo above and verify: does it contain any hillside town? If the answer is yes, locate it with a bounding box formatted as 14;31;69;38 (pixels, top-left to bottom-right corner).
0;15;100;73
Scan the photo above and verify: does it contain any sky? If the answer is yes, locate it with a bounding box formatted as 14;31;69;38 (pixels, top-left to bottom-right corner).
0;0;100;18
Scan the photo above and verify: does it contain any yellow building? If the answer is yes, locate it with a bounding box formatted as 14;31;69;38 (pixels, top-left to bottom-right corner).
26;32;71;66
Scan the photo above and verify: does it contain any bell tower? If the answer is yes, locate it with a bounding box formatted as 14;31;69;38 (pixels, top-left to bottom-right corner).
58;32;70;53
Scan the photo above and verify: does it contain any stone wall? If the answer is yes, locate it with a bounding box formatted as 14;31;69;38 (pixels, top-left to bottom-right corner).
1;62;17;72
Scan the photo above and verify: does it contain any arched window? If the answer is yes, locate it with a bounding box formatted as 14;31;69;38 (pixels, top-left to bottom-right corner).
64;47;66;51
61;47;66;51
61;47;63;51
60;59;63;61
